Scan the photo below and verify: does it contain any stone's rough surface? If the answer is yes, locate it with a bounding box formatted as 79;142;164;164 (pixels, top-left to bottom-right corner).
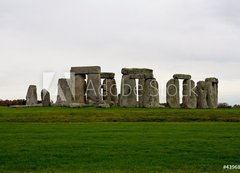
97;103;110;108
173;74;191;80
120;75;137;107
56;79;73;106
41;89;51;107
205;77;218;83
196;81;208;108
143;78;160;108
26;85;38;106
103;79;118;105
166;79;180;108
205;78;218;108
69;103;86;108
129;73;154;79
72;74;86;104
121;68;153;75
86;73;102;104
71;66;101;74
182;80;197;108
138;79;145;107
101;73;115;79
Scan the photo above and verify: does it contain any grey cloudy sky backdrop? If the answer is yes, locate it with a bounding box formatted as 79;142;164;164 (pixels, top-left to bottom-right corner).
0;0;240;104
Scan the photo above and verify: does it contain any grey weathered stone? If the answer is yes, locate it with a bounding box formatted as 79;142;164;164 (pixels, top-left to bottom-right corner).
56;79;73;106
71;66;101;74
205;78;218;108
96;103;110;108
101;73;115;79
41;89;51;107
26;85;38;106
121;68;153;75
173;74;191;80
103;79;118;105
119;75;137;107
69;103;86;108
205;77;218;83
166;79;180;108
86;73;102;104
196;81;208;109
72;74;86;104
143;78;160;108
182;80;197;109
129;73;154;79
138;79;145;107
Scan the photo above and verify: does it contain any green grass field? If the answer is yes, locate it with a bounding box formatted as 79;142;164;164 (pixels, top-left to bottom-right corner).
0;107;240;173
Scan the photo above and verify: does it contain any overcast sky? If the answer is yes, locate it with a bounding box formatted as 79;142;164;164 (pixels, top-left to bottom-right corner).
0;0;240;104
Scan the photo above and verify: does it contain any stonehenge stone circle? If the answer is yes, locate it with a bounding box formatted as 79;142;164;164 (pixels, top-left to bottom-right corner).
26;85;38;106
41;89;51;107
23;66;219;109
166;79;180;108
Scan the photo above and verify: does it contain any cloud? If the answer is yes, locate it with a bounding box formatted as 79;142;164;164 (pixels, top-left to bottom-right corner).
0;0;239;104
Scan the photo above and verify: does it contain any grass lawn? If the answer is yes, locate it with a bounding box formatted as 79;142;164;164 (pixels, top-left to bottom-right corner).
0;106;240;122
0;107;240;172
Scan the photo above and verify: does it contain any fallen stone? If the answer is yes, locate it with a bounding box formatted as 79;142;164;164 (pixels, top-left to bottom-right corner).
26;85;38;106
69;103;86;108
121;68;153;75
71;66;101;74
96;103;110;108
101;73;115;79
173;74;191;80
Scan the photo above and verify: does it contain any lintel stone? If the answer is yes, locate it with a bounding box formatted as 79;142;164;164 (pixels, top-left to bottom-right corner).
173;74;191;80
121;68;153;75
101;72;115;79
71;66;101;74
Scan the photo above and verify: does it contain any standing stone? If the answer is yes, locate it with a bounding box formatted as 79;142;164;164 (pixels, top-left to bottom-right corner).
56;79;73;106
196;81;208;109
86;74;102;104
72;74;86;104
143;78;160;108
166;79;180;108
41;89;51;107
120;75;137;107
182;80;197;108
103;79;118;105
138;79;145;107
205;78;218;108
26;85;38;105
